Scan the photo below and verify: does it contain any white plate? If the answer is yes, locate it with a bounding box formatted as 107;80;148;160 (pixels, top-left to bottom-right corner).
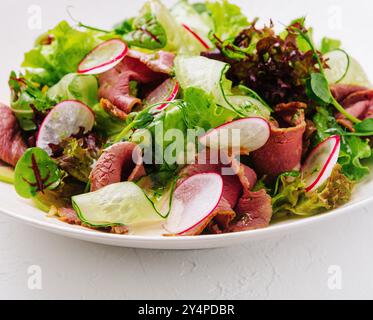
0;0;372;249
1;175;373;249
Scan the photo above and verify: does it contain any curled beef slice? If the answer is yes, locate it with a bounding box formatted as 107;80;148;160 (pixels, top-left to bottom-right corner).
0;104;27;167
250;102;306;176
334;88;373;130
98;50;175;115
90;142;145;192
229;189;273;232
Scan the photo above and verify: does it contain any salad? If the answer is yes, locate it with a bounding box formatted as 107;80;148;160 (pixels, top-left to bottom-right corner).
0;0;372;236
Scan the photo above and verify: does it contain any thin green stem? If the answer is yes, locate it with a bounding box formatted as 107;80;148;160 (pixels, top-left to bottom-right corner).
113;122;136;143
294;27;361;124
78;22;111;34
331;97;361;124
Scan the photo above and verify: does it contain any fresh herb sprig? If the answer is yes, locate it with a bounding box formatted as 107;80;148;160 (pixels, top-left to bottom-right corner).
293;26;361;124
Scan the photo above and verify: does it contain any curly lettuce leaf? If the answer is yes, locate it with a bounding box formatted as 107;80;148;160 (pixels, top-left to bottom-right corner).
47;73;99;107
206;0;249;40
22;21;101;86
313;107;372;181
8;71;55;131
272;165;354;216
182;87;236;130
54;137;101;183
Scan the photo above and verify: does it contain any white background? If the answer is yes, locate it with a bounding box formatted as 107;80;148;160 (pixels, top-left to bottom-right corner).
0;0;373;299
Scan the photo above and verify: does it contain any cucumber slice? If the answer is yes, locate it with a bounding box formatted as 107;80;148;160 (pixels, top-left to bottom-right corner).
72;182;163;227
325;50;372;87
0;165;14;184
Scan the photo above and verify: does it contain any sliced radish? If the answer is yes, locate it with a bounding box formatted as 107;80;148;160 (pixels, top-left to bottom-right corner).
199;117;271;154
302;135;341;192
77;39;128;75
147;79;179;113
164;173;223;236
182;24;210;50
36;100;95;155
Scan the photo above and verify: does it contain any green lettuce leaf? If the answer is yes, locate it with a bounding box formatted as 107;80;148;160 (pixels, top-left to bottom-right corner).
132;102;187;170
182;87;236;130
206;0;249;40
320;37;341;54
272;165;354;217
8;71;56;131
139;0;208;54
171;0;214;47
92;103;128;137
47;73;99;107
313;107;372;181
22;21;102;86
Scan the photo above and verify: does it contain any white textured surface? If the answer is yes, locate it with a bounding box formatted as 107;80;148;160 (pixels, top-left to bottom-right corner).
0;0;373;299
1;207;373;300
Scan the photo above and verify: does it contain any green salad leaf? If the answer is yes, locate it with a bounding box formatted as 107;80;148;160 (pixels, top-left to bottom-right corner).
182;87;236;130
123;12;167;49
206;0;249;40
47;73;99;107
54;137;101;183
272;165;354;216
139;0;209;54
309;72;333;104
8;71;55;131
22;21;101;86
92;103;128;137
174;55;271;118
132;102;187;169
353;119;373;136
313;107;372;181
171;0;214;46
320;37;341;54
114;18;135;35
14;148;62;199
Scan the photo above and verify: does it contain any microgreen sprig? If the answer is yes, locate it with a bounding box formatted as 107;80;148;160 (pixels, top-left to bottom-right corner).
293;27;361;124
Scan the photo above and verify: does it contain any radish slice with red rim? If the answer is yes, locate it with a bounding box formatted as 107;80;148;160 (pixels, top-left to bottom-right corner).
199;117;271;154
77;39;128;75
36;100;95;155
147;79;179;113
164;173;223;236
182;24;210;50
302;135;341;192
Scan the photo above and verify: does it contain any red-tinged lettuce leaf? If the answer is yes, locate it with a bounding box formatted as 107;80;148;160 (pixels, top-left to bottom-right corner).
14;148;62;198
213;20;326;106
123;12;167;49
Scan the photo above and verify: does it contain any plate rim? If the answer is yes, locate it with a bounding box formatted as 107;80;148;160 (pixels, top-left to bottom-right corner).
1;189;372;245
